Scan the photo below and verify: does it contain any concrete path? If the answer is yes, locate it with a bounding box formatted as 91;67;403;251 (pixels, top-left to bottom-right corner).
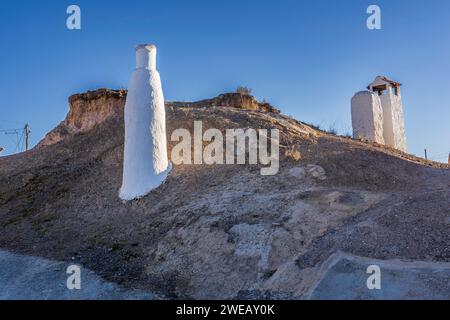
2;248;449;300
308;252;450;300
0;249;158;300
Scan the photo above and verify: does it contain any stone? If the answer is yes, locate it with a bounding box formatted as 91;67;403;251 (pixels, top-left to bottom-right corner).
288;167;306;179
306;164;326;180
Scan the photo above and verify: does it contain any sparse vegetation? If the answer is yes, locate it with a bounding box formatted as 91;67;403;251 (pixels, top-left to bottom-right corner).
343;132;352;138
302;122;322;132
285;146;302;161
327;127;338;135
236;86;252;96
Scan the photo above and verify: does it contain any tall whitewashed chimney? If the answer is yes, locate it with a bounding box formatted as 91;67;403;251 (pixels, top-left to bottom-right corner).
351;76;407;152
119;44;171;201
368;76;407;152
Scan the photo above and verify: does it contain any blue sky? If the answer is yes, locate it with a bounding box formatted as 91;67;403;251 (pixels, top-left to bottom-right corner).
0;0;449;162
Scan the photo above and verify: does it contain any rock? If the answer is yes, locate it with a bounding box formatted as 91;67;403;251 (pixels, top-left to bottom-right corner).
306;164;326;180
230;223;272;271
288;164;326;181
288;167;306;179
169;92;280;113
38;89;126;147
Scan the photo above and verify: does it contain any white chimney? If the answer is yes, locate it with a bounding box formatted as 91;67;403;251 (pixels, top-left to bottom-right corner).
119;44;171;201
351;76;407;152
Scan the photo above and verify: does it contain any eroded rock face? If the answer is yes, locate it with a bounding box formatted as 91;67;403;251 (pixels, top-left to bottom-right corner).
38;90;279;148
169;93;280;114
67;89;127;132
38;89;127;147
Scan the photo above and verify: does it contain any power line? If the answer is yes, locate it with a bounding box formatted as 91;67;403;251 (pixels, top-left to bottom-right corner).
17;129;25;153
0;124;30;154
0;128;22;133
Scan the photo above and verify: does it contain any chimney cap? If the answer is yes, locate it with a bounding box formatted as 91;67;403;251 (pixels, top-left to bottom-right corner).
135;44;157;51
367;75;402;90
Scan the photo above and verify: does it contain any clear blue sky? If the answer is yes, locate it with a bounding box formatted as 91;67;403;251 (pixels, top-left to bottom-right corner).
0;0;449;162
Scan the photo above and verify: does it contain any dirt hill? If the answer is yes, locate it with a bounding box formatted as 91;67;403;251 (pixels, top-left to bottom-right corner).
0;89;449;299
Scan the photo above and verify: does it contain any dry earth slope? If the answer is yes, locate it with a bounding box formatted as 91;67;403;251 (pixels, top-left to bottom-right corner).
0;89;449;299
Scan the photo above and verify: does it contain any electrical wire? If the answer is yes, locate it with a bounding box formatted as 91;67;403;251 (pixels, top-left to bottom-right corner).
0;126;28;153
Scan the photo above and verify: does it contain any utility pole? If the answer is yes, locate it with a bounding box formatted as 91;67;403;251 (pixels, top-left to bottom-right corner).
424;149;428;160
25;123;30;151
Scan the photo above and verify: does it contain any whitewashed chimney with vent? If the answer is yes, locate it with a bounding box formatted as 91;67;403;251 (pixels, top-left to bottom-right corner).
351;76;407;152
368;76;407;152
120;44;171;201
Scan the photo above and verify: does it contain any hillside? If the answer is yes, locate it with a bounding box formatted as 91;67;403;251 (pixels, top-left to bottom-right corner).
0;89;449;299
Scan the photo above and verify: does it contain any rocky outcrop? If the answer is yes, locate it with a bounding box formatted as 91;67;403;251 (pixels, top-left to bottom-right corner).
38;89;279;148
38;89;127;147
168;92;280;114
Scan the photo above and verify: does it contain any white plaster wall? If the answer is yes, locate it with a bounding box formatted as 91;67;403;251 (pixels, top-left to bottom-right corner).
391;91;407;152
380;88;407;152
380;92;394;147
351;91;385;144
